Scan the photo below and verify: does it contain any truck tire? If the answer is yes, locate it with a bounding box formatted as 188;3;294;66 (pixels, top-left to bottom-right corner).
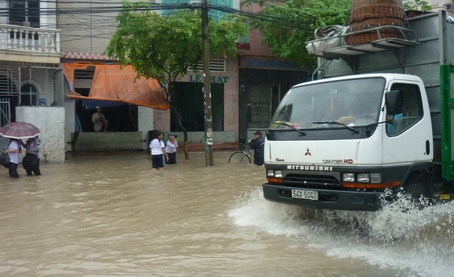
402;174;433;207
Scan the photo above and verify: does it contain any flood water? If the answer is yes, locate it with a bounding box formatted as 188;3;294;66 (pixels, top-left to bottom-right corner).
1;150;454;277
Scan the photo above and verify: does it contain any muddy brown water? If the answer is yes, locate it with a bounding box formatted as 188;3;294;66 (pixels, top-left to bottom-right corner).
0;151;453;277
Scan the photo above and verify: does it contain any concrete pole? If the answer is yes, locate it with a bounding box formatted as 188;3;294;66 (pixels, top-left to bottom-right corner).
202;0;213;166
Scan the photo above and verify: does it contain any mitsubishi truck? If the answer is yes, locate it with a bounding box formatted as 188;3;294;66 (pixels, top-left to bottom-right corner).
262;11;454;211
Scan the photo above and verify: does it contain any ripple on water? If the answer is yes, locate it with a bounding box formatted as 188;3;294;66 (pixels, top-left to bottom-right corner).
229;187;454;277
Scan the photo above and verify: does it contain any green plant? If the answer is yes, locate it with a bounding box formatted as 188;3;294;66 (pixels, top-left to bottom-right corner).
403;0;432;11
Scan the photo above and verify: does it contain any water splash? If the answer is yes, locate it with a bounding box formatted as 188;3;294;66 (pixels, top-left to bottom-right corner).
229;187;310;237
229;187;454;277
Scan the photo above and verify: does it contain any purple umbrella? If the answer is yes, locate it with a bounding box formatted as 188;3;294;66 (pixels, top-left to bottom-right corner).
0;122;40;140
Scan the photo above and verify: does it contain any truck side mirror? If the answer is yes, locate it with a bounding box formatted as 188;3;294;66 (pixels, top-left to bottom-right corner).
385;90;403;115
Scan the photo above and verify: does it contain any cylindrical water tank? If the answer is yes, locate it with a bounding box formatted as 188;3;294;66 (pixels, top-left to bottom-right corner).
347;0;405;45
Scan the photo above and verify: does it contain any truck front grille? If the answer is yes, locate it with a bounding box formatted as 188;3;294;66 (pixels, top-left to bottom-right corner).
284;174;340;189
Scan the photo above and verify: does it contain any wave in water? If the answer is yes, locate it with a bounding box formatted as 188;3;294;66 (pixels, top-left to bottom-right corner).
229;187;454;277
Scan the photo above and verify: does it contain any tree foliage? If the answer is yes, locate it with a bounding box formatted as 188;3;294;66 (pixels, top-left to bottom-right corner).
243;0;351;70
403;0;432;11
105;1;247;158
106;1;246;86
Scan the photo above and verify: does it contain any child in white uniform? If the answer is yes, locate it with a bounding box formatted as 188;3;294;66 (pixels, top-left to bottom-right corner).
149;130;168;170
3;139;20;178
165;134;178;164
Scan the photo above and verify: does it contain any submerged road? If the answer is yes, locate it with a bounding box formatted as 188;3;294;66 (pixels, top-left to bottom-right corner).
0;151;453;277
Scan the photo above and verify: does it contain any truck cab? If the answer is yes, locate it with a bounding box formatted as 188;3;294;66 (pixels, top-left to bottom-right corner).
262;73;433;211
262;11;454;211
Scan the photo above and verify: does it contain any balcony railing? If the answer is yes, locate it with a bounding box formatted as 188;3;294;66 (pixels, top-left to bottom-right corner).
0;24;60;54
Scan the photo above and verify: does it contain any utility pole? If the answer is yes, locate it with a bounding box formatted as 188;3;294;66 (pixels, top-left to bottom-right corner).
202;0;214;166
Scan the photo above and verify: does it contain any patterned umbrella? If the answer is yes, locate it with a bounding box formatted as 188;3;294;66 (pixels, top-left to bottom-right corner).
0;122;40;140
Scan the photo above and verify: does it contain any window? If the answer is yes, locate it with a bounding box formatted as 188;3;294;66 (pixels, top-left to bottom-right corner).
209;0;234;20
9;0;40;28
188;59;226;72
171;82;224;131
160;0;236;20
387;83;423;135
20;83;38;106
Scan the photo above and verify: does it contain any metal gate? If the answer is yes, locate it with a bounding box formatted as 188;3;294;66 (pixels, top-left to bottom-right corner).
0;98;11;126
248;83;272;128
0;64;63;126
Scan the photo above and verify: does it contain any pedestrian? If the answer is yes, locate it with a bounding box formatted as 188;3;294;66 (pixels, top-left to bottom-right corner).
92;106;109;132
249;131;265;166
149;130;168;170
165;134;178;164
3;138;20;178
20;136;41;176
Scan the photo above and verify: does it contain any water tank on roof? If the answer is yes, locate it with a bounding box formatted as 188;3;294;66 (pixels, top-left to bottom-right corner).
347;0;405;45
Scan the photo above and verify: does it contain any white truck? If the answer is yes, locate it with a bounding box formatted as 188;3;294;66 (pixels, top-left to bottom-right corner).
262;11;454;211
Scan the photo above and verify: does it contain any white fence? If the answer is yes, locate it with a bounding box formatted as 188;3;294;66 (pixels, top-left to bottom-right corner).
0;24;60;53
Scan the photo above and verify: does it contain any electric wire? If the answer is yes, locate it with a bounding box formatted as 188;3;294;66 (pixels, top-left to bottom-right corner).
1;1;316;50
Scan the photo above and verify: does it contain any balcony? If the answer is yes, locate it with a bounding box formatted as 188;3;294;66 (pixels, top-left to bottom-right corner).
0;24;61;64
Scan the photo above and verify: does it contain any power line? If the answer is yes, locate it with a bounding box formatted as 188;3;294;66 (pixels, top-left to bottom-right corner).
1;2;315;29
1;2;316;48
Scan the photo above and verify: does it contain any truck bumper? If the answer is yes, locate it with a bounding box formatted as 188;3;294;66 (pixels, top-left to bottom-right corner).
262;183;381;211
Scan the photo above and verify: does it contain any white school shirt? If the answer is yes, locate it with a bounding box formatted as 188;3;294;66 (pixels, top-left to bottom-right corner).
7;140;19;164
165;140;178;154
150;138;165;155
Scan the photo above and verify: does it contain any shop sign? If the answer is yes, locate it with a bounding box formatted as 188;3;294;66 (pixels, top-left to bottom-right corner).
189;74;229;83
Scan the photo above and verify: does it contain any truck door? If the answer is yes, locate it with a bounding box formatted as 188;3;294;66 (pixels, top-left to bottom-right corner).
383;82;432;165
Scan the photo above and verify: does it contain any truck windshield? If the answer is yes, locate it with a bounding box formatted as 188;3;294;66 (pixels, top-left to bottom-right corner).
269;77;385;129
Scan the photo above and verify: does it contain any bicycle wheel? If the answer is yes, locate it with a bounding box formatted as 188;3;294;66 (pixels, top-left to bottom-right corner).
228;151;251;163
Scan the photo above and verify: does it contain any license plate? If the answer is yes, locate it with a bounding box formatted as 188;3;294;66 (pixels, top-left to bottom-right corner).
291;189;318;200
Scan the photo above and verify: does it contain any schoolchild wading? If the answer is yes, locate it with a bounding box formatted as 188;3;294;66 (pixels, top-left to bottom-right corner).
3;139;21;178
21;136;41;176
149;130;168;170
165;134;178;164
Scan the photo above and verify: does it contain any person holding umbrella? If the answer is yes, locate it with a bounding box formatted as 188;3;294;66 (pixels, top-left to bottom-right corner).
0;121;41;178
3;139;20;178
21;136;41;176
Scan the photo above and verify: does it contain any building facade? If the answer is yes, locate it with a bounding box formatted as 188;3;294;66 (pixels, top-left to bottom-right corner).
0;0;65;163
57;0;308;146
3;0;450;158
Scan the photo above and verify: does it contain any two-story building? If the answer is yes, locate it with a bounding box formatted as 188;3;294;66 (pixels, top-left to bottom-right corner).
0;0;65;162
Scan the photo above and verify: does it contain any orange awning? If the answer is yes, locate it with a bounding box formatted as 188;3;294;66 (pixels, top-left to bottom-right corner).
64;63;170;110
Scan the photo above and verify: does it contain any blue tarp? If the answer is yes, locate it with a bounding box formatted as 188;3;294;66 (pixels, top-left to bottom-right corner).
82;99;124;109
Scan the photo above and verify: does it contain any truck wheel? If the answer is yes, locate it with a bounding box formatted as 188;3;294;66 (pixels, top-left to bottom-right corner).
402;175;433;207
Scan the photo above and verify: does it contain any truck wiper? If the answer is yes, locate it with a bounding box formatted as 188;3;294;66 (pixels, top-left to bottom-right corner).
366;120;388;128
271;121;306;136
312;121;360;134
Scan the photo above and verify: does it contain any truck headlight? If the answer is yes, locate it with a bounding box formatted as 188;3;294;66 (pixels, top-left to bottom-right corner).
274;170;283;178
357;173;370;183
267;169;283;178
343;173;355;182
370;173;381;183
267;169;274;177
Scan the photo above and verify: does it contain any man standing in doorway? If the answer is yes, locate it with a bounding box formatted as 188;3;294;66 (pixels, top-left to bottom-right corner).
92;106;109;132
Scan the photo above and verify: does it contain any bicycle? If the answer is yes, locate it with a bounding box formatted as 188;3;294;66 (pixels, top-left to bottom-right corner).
228;142;254;164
